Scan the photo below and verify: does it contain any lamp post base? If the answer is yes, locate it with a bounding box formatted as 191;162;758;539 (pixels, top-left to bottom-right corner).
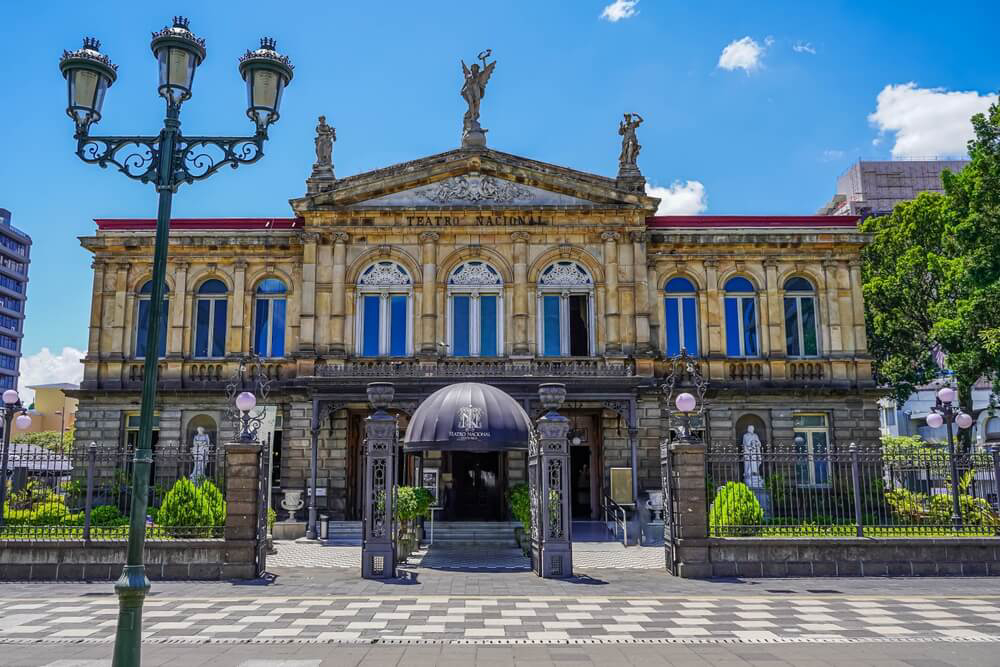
111;565;151;667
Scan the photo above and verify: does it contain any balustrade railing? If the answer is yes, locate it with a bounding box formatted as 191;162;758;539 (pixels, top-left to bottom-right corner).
315;358;635;378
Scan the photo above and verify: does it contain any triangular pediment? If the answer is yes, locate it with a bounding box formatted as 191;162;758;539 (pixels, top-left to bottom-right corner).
292;148;658;213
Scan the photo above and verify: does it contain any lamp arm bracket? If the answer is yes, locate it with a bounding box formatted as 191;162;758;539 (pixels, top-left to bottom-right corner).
76;134;160;184
173;133;266;187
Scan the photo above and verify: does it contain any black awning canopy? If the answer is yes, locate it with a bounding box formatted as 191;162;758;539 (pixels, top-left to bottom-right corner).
402;382;532;452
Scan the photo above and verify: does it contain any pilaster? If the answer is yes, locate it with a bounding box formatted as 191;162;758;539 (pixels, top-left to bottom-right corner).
330;232;349;356
229;260;247;356
168;261;188;357
823;259;843;353
419;232;439;356
602;231;621;355
511;231;530;355
631;231;651;355
300;232;319;352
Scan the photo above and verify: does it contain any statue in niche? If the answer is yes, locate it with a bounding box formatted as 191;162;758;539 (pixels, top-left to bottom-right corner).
741;424;763;487
190;426;212;481
460;49;496;141
618;112;644;168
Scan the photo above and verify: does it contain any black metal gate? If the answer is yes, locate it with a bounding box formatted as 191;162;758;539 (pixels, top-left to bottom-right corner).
661;440;679;575
254;439;269;577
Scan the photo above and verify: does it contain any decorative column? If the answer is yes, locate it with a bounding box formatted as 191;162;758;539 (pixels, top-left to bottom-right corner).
167;261;188;357
763;258;782;355
315;237;332;354
362;382;397;579
229;260;248;356
631;231;651;355
419;232;439;356
530;383;573;578
330;232;349;356
602;231;622;355
511;232;531;356
300;232;319;352
646;261;661;356
110;262;131;357
823;259;843;353
702;259;721;356
87;260;106;362
848;261;867;352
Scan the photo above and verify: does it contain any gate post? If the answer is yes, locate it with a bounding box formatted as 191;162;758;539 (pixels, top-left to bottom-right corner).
530;383;572;578
223;441;263;579
362;382;397;579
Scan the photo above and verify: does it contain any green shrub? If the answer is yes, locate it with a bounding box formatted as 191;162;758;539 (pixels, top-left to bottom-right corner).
198;480;226;527
394;486;433;522
268;507;277;532
508;483;531;532
7;480;59;510
708;482;763;536
155;478;214;537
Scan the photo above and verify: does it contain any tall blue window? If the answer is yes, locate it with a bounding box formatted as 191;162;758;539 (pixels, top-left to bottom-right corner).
724;276;758;357
448;261;503;357
784;277;819;358
664;277;699;357
794;414;830;486
194;279;228;358
135;280;168;359
538;262;593;357
254;278;287;358
357;261;411;357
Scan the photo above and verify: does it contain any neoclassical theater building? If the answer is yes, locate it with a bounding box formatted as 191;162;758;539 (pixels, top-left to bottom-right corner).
73;73;878;524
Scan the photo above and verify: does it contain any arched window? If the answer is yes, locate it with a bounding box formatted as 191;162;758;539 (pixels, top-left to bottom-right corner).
356;261;412;357
783;277;819;358
136;280;168;359
724;276;759;357
537;261;594;357
194;279;228;358
664;277;699;357
448;261;503;357
254;278;287;358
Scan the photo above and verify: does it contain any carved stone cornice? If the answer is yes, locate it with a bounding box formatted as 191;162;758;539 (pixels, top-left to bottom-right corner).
601;230;621;243
510;231;531;243
419;231;440;244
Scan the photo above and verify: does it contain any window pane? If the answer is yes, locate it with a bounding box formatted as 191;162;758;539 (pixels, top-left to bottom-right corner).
271;299;286;357
479;295;498;356
812;431;829;484
682;297;698;356
784;277;813;291
362;295;380;357
568;294;589;356
389;295;407;357
136;299;150;358
725;276;755;292
801;297;818;356
794;414;827;427
665;277;695;293
665;297;680;356
194;299;210;357
542;295;561;356
742;298;758;356
452;295;471;357
784;297;800;357
212;299;227;357
254;299;269;357
724;297;740;356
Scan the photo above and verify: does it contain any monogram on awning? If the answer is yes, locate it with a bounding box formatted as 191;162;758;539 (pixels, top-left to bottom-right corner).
402;382;532;452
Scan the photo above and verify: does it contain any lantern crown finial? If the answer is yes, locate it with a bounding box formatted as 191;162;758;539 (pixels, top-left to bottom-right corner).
172;16;190;30
260;36;277;51
83;36;101;51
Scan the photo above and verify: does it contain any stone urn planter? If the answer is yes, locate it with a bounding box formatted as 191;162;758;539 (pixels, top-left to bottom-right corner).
280;489;305;519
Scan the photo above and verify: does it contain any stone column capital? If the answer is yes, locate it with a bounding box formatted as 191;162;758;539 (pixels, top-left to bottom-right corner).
629;230;646;244
233;259;248;270
601;230;621;243
702;259;719;269
92;260;106;271
333;231;350;244
115;261;131;272
302;231;321;244
762;257;779;269
173;261;190;272
510;231;531;243
419;231;440;244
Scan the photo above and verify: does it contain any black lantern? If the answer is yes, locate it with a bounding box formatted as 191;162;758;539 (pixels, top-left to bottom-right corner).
59;38;118;137
238;37;294;134
150;16;206;108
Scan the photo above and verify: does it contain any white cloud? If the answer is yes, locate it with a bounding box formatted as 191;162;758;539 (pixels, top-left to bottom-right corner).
868;83;997;158
646;181;708;215
822;149;845;161
600;0;638;22
718;36;766;73
793;41;816;54
17;347;85;404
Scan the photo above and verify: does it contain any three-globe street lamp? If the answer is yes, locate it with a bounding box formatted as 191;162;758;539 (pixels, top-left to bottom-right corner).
925;386;973;530
0;390;33;525
59;17;292;667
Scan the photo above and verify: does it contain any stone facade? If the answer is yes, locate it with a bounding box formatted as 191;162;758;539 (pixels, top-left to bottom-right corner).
74;144;878;522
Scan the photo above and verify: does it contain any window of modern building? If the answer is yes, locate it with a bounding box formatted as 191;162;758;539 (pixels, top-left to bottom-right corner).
794;413;829;486
724;276;759;357
664;276;699;357
537;261;594;357
194;279;228;359
0;256;25;274
0;334;16;351
0;375;14;389
356;261;412;357
254;278;287;358
0;295;20;312
135;280;168;359
448;261;503;357
0;313;19;332
0;275;23;293
0;236;26;256
784;277;819;357
0;353;16;370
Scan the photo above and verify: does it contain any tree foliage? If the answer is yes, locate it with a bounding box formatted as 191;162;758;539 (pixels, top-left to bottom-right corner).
861;98;1000;419
13;428;75;455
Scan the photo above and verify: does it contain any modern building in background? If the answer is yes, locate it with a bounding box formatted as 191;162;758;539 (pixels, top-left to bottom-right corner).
818;159;970;218
879;378;999;449
11;382;79;439
0;208;31;391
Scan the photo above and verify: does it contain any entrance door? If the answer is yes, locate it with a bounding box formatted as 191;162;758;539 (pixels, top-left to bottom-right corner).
450;452;501;521
570;446;592;519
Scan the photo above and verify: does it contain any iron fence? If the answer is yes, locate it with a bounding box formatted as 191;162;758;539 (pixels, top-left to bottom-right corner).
0;443;226;541
705;443;1000;537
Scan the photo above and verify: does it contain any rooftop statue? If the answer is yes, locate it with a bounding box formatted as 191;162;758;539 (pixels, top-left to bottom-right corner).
618;112;643;168
460;49;496;148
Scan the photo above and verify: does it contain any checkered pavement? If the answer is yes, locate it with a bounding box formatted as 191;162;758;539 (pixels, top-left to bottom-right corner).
3;595;1000;645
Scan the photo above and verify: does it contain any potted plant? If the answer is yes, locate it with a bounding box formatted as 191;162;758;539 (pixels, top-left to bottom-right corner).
394;486;433;561
508;483;531;551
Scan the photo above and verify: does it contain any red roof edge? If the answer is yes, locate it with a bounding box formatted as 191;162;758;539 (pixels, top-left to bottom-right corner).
94;217;302;231
646;215;861;228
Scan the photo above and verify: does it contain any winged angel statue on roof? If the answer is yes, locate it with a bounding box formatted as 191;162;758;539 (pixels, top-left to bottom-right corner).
461;49;496;139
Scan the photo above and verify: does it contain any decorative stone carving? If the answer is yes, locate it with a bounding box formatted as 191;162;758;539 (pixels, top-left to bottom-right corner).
332;231;350;243
539;261;592;287
312;116;335;175
418;231;440;243
358;261;411;287
460;49;496;147
510;231;531;243
421;175;532;204
601;230;621;242
742;425;763;488
618;112;643;168
449;261;502;286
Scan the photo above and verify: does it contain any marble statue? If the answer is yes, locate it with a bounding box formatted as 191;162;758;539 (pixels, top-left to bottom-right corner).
190;426;211;480
311;115;335;179
618;112;643;168
460;49;496;146
741;424;763;487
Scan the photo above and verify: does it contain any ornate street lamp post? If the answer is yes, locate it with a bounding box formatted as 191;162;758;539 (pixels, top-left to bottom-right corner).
0;390;33;525
925;386;973;530
661;349;708;443
59;18;293;667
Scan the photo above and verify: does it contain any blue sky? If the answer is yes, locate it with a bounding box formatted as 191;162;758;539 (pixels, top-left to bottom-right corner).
3;0;998;396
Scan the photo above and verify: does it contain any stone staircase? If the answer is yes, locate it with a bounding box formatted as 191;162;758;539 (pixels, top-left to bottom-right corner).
324;520;362;546
427;521;520;547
